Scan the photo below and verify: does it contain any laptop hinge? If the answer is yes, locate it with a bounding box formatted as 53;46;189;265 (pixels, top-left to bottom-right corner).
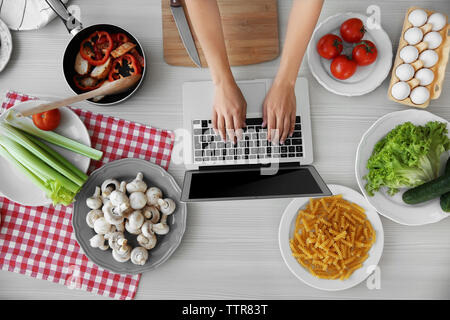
197;161;302;171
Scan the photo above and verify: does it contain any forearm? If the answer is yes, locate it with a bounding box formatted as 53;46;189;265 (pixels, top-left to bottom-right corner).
184;0;234;85
275;0;324;86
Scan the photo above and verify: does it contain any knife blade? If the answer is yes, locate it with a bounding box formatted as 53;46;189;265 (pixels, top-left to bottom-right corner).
170;0;201;68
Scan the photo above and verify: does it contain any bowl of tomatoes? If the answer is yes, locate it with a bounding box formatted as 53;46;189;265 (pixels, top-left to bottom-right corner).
307;13;392;96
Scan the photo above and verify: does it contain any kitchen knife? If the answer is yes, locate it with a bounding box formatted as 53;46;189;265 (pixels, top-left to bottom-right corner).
170;0;201;67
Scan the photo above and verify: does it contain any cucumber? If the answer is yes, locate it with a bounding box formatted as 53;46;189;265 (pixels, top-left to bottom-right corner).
440;158;450;212
403;173;450;205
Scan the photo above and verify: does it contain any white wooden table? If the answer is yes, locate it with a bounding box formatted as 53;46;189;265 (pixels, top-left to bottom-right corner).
0;0;449;300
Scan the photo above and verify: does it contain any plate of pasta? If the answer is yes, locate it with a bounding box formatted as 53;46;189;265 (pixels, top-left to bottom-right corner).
278;184;384;291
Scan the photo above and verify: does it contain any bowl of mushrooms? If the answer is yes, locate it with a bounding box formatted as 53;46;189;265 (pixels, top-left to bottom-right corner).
72;158;187;274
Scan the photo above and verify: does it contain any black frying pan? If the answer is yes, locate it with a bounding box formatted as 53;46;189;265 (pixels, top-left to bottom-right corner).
46;0;146;105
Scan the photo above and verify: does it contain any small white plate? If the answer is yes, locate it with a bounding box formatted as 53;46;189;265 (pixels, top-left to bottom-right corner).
0;18;13;73
307;12;392;96
0;100;91;206
355;109;450;226
278;184;384;291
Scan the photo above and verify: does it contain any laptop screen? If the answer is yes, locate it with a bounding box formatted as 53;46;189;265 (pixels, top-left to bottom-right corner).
181;165;331;201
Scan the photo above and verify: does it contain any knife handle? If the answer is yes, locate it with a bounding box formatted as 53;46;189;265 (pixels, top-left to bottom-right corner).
170;0;182;7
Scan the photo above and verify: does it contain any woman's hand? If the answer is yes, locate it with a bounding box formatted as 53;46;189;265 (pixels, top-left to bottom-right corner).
262;80;296;145
212;80;247;142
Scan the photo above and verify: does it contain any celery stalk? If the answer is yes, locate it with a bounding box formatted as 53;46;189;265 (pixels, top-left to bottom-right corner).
0;135;80;194
0;123;86;186
0;144;54;200
23;131;88;182
6;110;103;160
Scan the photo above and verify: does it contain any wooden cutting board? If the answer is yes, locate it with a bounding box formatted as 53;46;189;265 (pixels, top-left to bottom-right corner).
162;0;279;67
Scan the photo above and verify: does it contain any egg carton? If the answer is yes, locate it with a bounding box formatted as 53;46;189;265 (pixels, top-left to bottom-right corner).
388;6;449;108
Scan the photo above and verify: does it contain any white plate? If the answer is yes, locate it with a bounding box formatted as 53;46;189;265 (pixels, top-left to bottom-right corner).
0;18;13;73
0;100;91;206
278;184;384;291
307;12;392;96
355;109;450;226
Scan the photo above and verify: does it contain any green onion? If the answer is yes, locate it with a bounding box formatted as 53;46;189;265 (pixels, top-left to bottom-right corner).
0;123;86;186
0;135;80;194
6;109;103;160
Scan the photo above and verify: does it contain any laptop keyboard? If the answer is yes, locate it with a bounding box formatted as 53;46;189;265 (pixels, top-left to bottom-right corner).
192;117;303;164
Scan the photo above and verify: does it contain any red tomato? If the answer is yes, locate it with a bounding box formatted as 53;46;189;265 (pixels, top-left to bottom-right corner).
317;34;343;59
32;109;61;131
352;40;378;66
330;55;357;80
340;18;365;43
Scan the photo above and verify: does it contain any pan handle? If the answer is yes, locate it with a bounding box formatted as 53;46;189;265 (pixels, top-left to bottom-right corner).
45;0;83;35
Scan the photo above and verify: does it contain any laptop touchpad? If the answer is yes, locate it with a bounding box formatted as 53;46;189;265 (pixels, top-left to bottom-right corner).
238;82;267;115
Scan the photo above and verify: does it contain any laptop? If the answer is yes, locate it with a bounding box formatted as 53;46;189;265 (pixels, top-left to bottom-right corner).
181;78;331;201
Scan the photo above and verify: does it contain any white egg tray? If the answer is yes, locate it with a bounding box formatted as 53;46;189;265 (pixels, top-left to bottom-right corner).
388;7;449;108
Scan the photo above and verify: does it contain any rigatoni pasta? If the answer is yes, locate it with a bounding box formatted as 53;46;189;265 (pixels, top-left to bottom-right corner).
290;195;376;280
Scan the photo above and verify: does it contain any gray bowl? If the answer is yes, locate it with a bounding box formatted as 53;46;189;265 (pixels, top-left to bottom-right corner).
73;158;187;274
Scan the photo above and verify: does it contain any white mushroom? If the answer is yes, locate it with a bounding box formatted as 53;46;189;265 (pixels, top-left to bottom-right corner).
141;220;155;239
130;247;149;266
89;234;109;250
112;238;131;263
104;231;125;251
137;233;157;250
146;187;163;206
110;181;130;213
115;221;125;232
153;214;170;235
102;201;125;225
101;179;120;200
93;217;114;235
157;198;176;215
126;172;147;193
86;209;103;228
142;205;160;223
125;210;145;234
86;186;102;210
125;220;142;235
129;191;147;210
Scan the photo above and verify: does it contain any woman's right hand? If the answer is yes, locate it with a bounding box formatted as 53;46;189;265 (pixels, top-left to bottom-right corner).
212;80;247;142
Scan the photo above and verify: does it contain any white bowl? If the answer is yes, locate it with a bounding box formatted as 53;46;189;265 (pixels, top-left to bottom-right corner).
355;109;450;226
278;184;384;291
307;12;392;96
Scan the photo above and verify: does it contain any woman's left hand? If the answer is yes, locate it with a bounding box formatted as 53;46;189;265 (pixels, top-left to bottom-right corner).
262;80;296;145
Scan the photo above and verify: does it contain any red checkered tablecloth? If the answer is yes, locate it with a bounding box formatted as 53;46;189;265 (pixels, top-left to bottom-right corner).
0;91;175;299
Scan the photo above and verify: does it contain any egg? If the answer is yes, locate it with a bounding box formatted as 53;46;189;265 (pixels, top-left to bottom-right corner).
423;31;443;49
419;49;439;68
391;81;411;100
415;68;435;86
404;27;423;45
427;12;447;31
395;63;415;81
410;86;430;105
400;45;419;63
408;9;428;27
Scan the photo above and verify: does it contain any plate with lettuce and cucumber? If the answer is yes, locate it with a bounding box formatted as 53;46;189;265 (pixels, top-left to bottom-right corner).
356;109;450;226
0;99;103;207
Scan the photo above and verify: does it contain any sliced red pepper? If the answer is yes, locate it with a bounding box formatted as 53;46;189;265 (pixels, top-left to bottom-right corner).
108;54;141;82
110;33;130;49
80;31;113;66
73;75;105;91
130;48;145;68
